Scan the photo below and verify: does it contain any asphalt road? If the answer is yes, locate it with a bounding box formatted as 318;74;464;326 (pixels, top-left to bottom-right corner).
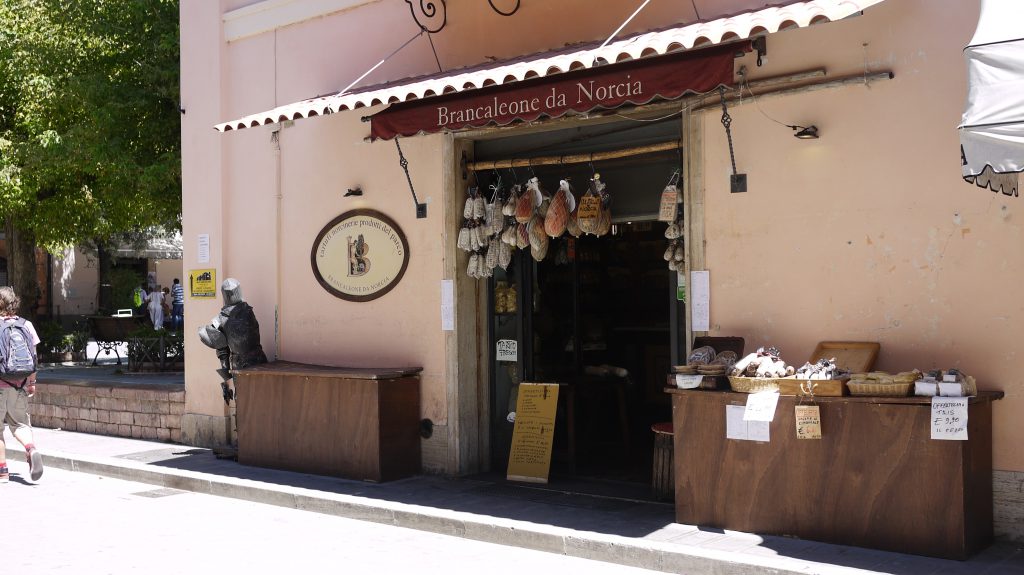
1;459;663;574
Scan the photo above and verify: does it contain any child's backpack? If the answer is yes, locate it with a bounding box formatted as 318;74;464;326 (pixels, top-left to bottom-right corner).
0;318;37;383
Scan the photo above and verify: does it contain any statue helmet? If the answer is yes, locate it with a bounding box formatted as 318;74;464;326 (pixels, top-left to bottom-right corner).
221;278;243;305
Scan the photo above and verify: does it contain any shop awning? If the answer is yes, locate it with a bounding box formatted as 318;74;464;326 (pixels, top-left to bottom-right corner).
215;0;886;135
959;0;1024;197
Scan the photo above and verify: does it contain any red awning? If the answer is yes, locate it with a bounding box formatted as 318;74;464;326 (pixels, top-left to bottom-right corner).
371;42;741;139
215;0;886;134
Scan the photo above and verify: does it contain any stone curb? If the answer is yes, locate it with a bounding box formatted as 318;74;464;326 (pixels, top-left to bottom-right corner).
7;445;855;575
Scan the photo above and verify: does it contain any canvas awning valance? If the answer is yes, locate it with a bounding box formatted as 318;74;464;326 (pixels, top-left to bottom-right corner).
215;0;886;135
959;0;1024;197
370;42;741;140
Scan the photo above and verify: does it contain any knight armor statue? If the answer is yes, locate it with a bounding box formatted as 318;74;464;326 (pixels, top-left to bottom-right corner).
198;278;268;403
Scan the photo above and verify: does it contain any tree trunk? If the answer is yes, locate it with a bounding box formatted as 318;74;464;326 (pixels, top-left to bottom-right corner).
97;239;112;314
4;219;39;320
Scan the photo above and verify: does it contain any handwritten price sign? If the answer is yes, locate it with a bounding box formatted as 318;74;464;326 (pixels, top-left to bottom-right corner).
930;396;968;440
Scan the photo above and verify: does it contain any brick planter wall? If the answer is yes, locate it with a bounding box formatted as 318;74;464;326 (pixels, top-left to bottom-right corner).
28;380;184;443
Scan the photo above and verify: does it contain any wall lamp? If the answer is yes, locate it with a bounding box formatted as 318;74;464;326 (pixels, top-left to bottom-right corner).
791;125;819;139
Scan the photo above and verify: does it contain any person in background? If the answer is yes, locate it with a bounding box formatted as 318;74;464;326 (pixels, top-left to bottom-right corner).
133;283;148;317
147;285;165;330
0;286;44;483
161;287;172;328
171;278;185;331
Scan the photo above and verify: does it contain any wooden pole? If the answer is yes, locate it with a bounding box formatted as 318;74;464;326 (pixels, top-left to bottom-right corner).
466;139;681;171
695;70;894;112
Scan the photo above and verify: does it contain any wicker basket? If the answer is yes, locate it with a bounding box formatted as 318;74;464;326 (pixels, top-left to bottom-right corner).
847;375;977;397
728;376;790;393
847;380;913;397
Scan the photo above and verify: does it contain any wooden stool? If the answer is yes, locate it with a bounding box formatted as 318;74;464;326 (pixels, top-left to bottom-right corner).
651;422;674;501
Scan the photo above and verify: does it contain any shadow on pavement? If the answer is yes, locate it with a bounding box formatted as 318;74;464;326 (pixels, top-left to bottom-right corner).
113;447;1024;574
131;448;673;538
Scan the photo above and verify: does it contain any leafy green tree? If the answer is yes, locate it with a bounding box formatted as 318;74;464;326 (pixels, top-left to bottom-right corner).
0;0;180;316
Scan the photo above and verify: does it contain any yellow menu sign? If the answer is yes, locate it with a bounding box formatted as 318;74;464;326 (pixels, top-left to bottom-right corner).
189;268;217;299
507;383;560;484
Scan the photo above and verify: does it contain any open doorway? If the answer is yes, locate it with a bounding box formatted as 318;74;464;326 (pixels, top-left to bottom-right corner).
478;117;685;499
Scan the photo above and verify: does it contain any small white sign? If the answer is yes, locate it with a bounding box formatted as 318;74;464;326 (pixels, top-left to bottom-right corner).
743;390;780;422
197;234;210;264
726;404;771;442
747;420;771;442
441;280;454;331
690;270;710;331
497;339;518;362
675;374;703;389
726;405;747;440
931;396;968;440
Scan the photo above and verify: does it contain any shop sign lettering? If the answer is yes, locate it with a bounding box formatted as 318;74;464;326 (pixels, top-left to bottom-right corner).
371;43;743;139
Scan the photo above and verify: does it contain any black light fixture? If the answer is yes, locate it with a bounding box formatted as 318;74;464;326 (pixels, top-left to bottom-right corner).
792;125;819;139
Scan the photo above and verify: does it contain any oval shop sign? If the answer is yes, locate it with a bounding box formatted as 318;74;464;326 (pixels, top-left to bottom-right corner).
311;209;410;302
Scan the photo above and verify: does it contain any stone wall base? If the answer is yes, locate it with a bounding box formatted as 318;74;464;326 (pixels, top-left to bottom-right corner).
180;412;231;448
995;469;1024;541
30;381;184;443
420;422;448;475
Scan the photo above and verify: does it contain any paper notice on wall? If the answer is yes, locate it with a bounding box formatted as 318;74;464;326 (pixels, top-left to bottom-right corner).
743;390;780;422
931;396;969;440
690;270;710;331
197;234;210;264
441;279;454;331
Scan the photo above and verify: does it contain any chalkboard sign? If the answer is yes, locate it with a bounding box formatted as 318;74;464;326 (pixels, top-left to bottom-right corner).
507;383;560;483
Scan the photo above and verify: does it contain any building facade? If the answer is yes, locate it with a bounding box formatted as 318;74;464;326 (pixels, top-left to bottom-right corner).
181;0;1024;540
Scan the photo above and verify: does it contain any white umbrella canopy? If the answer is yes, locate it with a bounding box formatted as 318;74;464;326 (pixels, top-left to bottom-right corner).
960;0;1024;197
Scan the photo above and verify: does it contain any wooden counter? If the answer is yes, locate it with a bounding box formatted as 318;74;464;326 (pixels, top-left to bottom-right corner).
234;361;422;482
667;389;1004;559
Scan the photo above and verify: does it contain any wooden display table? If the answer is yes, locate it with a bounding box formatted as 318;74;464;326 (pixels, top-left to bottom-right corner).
667;388;1003;559
234;361;422;482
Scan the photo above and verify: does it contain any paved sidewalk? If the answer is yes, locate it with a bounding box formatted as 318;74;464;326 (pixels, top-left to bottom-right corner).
3;427;1023;575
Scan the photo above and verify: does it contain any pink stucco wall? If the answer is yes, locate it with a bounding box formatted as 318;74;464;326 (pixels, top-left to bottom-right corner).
704;0;1024;471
